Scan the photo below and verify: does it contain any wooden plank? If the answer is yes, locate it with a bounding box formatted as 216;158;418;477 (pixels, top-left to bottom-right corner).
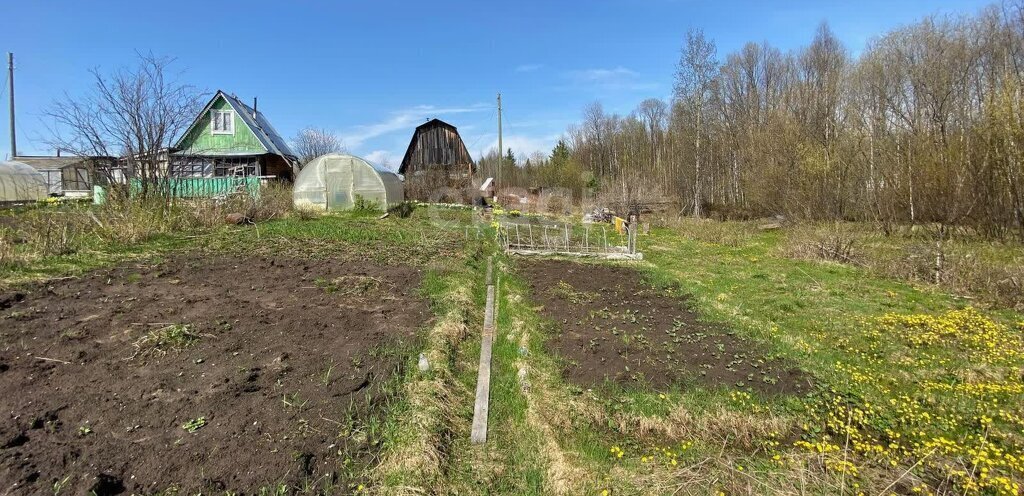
471;281;496;444
471;256;498;444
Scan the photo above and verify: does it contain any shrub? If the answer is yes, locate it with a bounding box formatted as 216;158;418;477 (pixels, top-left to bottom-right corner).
293;205;322;220
388;201;416;218
353;195;382;213
783;223;860;264
670;218;759;247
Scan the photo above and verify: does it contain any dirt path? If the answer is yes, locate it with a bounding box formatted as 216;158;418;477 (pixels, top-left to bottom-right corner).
0;255;429;494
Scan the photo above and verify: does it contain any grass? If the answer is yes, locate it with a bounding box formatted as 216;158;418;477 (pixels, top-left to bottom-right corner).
574;224;1024;494
438;256;550;494
372;234;485;493
7;194;1021;494
448;217;1022;494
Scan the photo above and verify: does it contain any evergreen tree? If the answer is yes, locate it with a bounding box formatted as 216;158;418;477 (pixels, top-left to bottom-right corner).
550;139;571;166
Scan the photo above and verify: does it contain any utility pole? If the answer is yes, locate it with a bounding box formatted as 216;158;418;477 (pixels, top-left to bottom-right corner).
7;52;15;159
496;92;502;202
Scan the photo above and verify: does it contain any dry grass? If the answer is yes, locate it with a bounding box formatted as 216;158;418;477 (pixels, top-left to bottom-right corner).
512;315;595;495
375;284;473;494
0;183;297;271
615;406;796;452
781;222;1024;310
668;217;763;247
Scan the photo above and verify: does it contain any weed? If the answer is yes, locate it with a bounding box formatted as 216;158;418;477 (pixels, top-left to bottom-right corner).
388;201;416;218
352;195;382;213
282;393;308;410
181;417;207;433
293;205;322;221
256;483;288;496
321;364;334;386
550;280;596;304
52;476;71;495
131;324;202;358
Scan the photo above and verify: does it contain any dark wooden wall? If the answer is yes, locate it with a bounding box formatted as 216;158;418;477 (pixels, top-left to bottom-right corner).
399;120;475;176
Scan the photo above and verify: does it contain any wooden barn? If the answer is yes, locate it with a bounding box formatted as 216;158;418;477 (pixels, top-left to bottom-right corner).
399;119;475;201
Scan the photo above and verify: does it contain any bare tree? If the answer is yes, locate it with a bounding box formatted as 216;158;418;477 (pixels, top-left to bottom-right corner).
44;54;202;196
292;127;345;166
674;28;718;217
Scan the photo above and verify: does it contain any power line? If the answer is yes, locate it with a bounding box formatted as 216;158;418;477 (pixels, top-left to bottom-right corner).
466;107;496;153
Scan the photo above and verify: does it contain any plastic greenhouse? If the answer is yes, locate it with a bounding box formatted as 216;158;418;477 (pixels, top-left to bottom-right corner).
293;154;403;211
0;161;48;203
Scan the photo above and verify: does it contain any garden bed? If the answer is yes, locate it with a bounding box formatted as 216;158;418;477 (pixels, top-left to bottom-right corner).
0;255;428;494
518;259;809;395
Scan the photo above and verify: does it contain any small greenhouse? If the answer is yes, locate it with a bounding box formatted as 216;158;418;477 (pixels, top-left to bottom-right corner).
293;154;403;211
0;161;48;203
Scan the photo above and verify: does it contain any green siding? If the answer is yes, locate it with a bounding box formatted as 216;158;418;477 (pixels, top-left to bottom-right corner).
176;97;267;155
129;177;261;198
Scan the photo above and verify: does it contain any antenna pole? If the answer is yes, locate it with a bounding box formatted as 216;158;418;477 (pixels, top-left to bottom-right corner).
7;52;15;159
496;92;502;202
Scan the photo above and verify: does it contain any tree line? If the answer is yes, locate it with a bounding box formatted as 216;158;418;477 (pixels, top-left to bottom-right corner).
493;3;1024;240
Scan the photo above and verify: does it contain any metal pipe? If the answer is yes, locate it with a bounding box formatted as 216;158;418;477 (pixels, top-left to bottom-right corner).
8;53;15;158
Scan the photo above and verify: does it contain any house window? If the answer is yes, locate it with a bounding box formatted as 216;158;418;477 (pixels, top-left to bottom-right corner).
211;110;234;135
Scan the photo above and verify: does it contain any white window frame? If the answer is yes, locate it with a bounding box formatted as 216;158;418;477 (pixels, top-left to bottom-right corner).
211;109;234;135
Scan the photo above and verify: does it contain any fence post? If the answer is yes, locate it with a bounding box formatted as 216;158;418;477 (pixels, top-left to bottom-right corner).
627;214;638;254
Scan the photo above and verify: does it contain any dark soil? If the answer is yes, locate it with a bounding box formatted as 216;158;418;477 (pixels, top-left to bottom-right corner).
0;255;429;494
518;259;809;395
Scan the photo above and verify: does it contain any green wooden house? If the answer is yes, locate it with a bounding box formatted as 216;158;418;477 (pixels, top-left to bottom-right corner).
171;90;298;180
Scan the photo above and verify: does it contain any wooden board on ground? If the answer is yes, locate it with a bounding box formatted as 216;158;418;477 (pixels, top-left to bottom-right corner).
471;258;496;444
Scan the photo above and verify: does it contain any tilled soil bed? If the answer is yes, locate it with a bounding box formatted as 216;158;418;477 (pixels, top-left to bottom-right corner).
0;255;429;494
519;259;809;395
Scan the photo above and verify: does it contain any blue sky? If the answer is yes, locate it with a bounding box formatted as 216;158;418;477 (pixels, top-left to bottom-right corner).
1;0;993;169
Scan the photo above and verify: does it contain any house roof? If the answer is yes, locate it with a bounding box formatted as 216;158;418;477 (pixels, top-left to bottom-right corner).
13;155;93;171
175;90;297;160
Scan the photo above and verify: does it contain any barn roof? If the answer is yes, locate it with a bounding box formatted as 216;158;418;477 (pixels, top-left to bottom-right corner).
398;118;475;175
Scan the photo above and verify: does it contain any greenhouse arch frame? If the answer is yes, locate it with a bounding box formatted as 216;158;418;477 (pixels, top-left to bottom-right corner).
293;154;403;211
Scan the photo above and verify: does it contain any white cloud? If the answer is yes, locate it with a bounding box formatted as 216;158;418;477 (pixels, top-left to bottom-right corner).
472;133;561;160
563;66;659;92
570;66;638;81
363;150;394;169
515;63;543;73
339;103;489;149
